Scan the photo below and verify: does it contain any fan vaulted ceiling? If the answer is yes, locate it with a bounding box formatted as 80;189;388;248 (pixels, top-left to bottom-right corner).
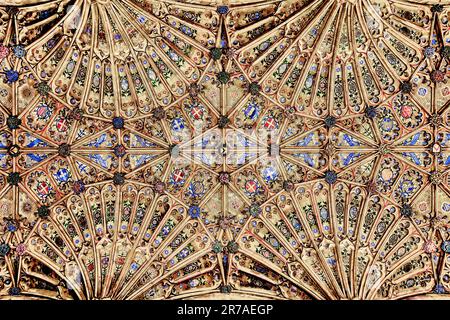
0;0;450;300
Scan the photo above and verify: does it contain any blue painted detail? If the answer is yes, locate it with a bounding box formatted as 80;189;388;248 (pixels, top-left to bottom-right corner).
171;117;185;132
55;168;70;183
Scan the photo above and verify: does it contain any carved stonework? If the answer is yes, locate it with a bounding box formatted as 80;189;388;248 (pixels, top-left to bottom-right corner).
0;0;450;300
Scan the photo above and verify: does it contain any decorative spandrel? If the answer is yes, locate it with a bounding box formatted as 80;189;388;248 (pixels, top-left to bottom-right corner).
0;0;450;300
